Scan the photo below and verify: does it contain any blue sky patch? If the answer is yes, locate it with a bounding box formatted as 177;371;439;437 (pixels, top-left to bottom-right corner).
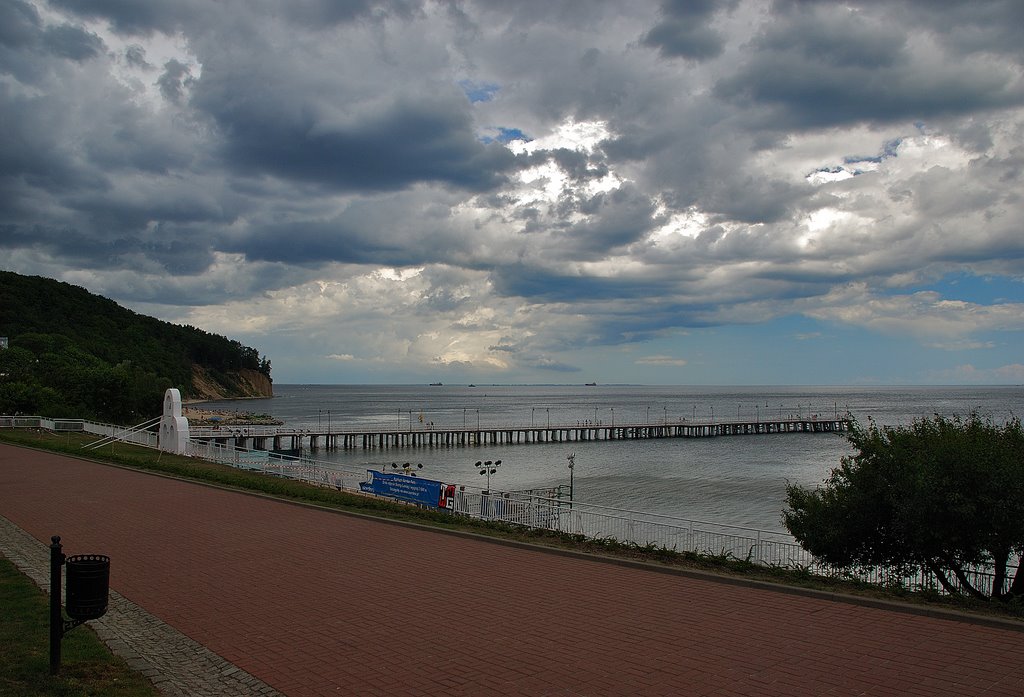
480;127;530;145
906;272;1024;305
459;80;500;103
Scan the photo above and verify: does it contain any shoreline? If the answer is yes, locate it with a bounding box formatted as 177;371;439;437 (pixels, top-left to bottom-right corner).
182;406;283;426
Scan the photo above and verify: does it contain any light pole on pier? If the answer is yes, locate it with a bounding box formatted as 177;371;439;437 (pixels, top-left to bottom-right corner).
610;408;614;428
566;452;575;508
710;405;714;423
546;408;550;428
476;459;501;493
327;410;331;433
476;409;480;429
647;406;650;424
663;406;667;425
532;408;535;427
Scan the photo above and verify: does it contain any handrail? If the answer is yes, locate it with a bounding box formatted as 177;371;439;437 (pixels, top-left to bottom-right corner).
2;414;1013;596
82;416;162;450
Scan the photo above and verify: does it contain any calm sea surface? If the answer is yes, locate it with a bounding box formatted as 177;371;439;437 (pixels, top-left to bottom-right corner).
195;385;1024;533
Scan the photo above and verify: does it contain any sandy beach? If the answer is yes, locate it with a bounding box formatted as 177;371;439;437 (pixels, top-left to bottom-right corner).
182;406;283;426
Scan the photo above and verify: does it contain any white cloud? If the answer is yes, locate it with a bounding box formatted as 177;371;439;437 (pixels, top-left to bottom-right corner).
3;0;1024;383
806;285;1024;339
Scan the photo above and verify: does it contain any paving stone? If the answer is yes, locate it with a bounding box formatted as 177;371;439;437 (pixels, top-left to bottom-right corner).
3;443;1024;696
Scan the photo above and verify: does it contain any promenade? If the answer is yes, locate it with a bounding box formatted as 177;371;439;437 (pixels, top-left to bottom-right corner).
2;442;1023;696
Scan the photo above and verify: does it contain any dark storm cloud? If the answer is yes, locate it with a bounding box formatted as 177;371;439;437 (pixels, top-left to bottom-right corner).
715;3;1024;129
871;0;1024;58
48;0;202;34
490;261;679;305
278;0;420;27
3;0;1024;381
0;0;41;48
124;44;151;69
236;219;405;266
51;0;419;35
234;190;474;267
157;59;194;104
563;185;660;255
642;0;729;61
42;24;105;61
0;0;104;80
200;86;515;193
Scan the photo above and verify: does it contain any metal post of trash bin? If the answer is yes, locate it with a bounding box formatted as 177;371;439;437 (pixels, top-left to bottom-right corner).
49;535;110;675
49;536;63;675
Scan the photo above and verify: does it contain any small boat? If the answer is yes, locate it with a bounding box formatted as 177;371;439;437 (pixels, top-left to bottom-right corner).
468;384;476;388
585;382;597;386
429;382;443;386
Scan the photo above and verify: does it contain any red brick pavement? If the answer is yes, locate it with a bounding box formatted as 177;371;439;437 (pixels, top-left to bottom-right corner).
2;443;1023;696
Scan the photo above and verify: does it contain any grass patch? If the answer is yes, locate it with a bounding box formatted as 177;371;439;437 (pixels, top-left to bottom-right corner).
0;556;160;697
3;428;1024;623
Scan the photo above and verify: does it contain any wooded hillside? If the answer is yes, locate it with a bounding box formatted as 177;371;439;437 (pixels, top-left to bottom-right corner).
0;271;272;423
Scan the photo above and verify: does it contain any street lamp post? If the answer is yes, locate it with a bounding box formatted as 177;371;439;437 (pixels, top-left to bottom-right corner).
532;408;535;428
566;452;575;508
546;408;550;428
610;408;614;428
476;459;501;493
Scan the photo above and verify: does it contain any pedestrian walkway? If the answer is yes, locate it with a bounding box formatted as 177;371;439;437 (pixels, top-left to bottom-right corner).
2;443;1023;696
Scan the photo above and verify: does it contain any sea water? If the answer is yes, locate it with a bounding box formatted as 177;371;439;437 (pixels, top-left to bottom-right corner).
194;384;1024;533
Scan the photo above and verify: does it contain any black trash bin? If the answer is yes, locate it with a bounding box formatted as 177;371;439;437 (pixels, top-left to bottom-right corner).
65;554;109;621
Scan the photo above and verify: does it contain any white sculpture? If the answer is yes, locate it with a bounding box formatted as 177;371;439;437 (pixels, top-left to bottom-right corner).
158;388;190;454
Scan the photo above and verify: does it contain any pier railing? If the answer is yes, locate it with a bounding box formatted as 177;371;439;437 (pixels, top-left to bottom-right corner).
181;437;1014;597
186;416;851;452
2;416;1011;597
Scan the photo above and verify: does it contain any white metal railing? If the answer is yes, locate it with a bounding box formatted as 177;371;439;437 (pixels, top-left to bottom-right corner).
2;416;1013;596
178;439;1014;596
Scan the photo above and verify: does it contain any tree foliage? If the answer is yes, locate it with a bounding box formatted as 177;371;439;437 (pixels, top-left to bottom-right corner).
784;414;1024;600
0;271;271;423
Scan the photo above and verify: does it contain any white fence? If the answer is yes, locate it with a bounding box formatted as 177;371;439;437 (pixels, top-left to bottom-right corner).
2;415;1013;596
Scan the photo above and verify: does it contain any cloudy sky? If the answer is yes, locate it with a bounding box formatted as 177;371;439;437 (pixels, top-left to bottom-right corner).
2;0;1023;385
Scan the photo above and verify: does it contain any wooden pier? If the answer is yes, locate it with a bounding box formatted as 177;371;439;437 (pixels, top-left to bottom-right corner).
190;418;850;452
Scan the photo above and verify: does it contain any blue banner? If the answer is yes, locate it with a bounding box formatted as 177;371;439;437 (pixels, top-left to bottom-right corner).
359;470;453;508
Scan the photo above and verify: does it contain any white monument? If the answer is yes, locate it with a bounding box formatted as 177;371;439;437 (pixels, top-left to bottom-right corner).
158;388;190;454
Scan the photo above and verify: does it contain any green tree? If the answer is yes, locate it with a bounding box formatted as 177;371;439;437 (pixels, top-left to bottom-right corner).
1;270;273;422
784;414;1024;600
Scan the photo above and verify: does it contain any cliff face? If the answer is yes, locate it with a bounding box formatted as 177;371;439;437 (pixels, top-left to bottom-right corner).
190;365;273;401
